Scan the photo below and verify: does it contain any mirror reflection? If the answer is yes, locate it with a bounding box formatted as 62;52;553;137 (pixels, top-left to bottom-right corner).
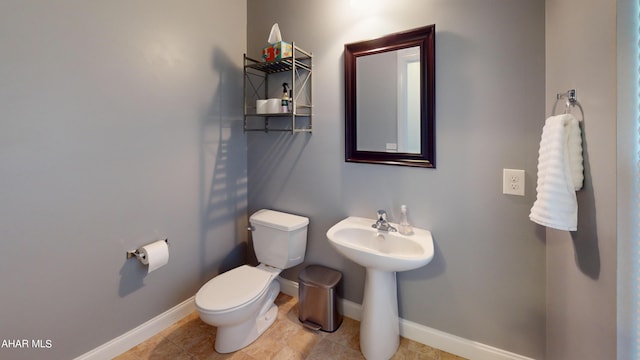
356;46;421;153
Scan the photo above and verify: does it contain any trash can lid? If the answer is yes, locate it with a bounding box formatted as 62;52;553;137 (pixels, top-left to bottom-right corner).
299;265;342;287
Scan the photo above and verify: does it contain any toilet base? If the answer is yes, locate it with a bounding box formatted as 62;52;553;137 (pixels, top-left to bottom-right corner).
214;281;280;353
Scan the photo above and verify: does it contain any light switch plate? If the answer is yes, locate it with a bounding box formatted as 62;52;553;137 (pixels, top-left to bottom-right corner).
503;169;525;196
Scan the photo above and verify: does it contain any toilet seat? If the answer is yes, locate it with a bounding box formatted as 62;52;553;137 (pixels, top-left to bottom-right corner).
196;265;276;313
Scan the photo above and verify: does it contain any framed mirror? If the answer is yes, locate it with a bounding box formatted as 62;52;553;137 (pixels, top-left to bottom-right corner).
344;25;435;168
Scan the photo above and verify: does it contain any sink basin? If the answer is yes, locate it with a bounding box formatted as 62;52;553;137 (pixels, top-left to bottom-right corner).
326;216;434;360
326;216;434;272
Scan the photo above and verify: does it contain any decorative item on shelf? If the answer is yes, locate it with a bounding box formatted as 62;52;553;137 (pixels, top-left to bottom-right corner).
288;89;293;112
281;83;290;113
256;99;268;114
262;23;293;62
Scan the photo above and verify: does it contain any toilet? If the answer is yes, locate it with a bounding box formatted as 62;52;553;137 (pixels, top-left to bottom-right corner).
195;209;309;353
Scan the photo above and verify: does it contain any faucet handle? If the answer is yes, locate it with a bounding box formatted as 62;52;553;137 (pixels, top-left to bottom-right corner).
377;209;387;221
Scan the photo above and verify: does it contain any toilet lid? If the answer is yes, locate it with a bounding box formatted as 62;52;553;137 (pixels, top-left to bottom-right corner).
195;265;274;312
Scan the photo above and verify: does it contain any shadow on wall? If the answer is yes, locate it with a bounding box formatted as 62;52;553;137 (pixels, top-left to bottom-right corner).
118;47;248;296
571;120;600;280
399;238;446;283
119;256;147;297
396;239;446;317
247;131;311;208
245;131;311;265
199;47;248;281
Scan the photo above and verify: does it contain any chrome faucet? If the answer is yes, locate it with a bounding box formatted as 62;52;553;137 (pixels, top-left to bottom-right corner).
372;209;397;232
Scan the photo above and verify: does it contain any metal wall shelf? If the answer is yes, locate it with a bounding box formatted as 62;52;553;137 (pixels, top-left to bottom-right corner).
243;43;313;133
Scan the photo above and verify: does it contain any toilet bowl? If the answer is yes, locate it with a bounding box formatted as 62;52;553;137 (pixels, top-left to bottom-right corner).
196;264;281;353
195;209;309;353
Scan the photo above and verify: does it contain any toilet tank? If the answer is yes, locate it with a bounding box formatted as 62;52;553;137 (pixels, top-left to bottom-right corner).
249;209;309;269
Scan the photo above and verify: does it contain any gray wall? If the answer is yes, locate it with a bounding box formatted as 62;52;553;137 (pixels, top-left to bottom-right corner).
0;1;247;359
617;0;635;357
247;0;546;358
545;0;618;359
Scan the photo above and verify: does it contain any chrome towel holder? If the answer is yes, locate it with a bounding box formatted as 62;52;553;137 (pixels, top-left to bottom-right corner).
552;88;584;120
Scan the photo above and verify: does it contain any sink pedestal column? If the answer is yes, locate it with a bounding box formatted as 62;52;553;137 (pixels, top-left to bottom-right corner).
360;268;399;360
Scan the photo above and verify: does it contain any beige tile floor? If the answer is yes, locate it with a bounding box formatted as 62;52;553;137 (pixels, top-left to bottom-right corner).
115;293;467;360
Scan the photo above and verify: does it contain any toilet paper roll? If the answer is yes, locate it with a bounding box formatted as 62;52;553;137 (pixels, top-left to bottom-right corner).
139;240;169;273
266;98;280;114
256;99;268;114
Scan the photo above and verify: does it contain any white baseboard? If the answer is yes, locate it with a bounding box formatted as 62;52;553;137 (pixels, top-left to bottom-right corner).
78;277;535;360
277;276;535;360
398;319;535;360
74;297;196;360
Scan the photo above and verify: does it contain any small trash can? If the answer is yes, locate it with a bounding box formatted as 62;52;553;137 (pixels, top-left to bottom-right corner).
298;264;343;332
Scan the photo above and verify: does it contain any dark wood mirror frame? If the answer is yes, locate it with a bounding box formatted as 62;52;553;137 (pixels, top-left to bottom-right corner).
344;25;435;168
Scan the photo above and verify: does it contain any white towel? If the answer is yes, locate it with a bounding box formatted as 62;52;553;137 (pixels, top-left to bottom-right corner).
529;114;583;231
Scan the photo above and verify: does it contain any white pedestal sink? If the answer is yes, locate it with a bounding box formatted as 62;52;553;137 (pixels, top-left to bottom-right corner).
327;216;434;360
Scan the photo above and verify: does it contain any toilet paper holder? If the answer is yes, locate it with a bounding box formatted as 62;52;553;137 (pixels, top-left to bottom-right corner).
126;239;169;260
